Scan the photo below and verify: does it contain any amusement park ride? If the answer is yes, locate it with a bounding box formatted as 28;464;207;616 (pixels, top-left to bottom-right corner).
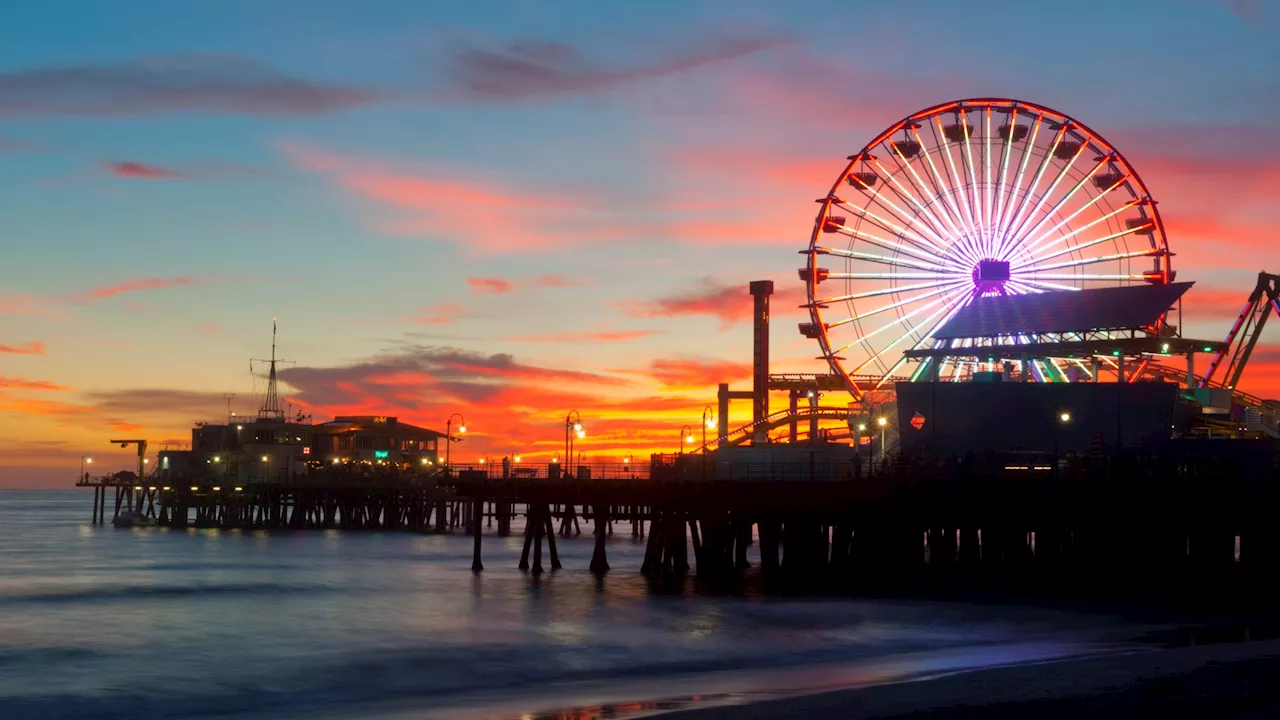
714;98;1277;453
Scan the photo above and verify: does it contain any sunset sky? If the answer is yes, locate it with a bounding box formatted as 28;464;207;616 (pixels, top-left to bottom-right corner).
2;0;1278;486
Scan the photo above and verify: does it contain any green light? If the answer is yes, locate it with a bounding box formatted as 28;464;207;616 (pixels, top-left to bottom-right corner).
374;450;389;459
1112;349;1121;356
1203;346;1212;352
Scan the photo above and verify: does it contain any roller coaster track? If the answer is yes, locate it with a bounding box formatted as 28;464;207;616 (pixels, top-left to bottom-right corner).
698;406;854;452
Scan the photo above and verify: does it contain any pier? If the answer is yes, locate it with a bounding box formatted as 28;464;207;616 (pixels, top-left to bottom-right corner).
79;440;1280;610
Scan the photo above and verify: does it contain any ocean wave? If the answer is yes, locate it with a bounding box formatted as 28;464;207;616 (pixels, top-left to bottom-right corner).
0;581;333;606
0;639;1099;720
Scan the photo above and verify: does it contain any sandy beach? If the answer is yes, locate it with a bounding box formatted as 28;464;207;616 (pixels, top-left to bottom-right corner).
660;638;1280;719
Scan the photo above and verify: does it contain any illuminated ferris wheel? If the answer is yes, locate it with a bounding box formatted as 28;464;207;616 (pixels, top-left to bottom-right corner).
800;98;1173;399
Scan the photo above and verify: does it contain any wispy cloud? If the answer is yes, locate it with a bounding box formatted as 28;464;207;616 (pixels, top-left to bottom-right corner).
647;357;751;389
65;275;206;304
620;278;805;328
466;277;514;294
103;160;183;179
406;303;465;325
0;55;381;116
515;329;661;343
283;142;630;253
0;377;68;391
0;341;45;355
440;32;787;102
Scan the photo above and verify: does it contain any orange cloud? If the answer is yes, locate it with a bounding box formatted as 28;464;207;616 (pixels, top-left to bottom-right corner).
0;377;68;391
647;357;751;390
515;330;661;343
108;419;144;434
0;341;44;355
466;277;514;294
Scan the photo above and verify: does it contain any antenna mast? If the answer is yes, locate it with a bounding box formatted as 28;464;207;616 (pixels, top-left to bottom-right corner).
250;318;295;421
223;393;236;423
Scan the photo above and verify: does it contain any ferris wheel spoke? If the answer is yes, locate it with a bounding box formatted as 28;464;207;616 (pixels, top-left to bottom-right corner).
992;114;1043;249
999;147;1100;262
868;157;961;249
810;278;966;305
1017;272;1148;281
849;286;967;376
815;226;967;273
832;272;952;280
990;108;1018;239
845;175;951;254
829;293;960;355
934;116;979;241
1015;247;1163;274
829;199;955;261
959;110;985;245
885;140;967;241
1014;220;1155;270
997;121;1065;256
1021;194;1139;260
912;125;977;261
824;280;970;330
998;131;1088;259
821;249;961;273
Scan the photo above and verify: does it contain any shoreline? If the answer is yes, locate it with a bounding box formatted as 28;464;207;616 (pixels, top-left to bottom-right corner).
655;638;1280;719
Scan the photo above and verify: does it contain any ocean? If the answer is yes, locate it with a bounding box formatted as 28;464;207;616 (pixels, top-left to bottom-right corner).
0;490;1171;719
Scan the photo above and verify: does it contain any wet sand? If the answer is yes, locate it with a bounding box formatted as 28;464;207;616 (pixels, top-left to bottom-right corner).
660;638;1280;719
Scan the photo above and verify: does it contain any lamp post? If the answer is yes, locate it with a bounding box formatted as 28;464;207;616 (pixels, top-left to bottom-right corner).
702;406;716;453
564;410;583;475
623;453;633;476
679;424;694;454
80;454;93;482
260;454;270;482
877;416;888;468
445;413;466;471
1055;410;1071;479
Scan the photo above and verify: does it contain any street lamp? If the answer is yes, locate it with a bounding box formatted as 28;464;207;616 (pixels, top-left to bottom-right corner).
261;454;270;482
702;406;716;452
877;416;888;465
623;453;633;475
80;454;93;482
679;424;694;454
564;410;583;474
1055;409;1071;478
445;413;466;471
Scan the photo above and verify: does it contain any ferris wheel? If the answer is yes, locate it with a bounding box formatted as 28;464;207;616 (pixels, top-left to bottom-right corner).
800;98;1173;399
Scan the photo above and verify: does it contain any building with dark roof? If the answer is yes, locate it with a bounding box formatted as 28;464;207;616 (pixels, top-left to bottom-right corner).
311;415;446;466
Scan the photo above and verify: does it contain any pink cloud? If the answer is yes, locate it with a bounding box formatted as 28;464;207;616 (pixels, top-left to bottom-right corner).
65;275;204;303
466;277;514;294
620;279;806;328
407;303;464;325
103;161;183;179
284;143;628;254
